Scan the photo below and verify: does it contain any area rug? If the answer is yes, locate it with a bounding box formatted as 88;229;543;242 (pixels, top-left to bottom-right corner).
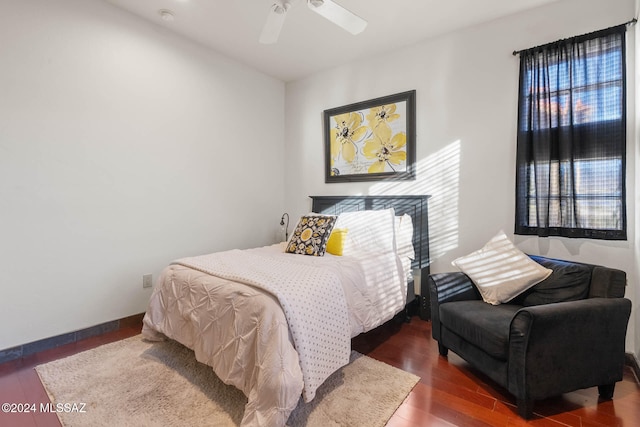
35;335;419;426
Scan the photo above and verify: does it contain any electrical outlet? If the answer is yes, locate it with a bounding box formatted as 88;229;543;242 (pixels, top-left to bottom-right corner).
143;274;153;288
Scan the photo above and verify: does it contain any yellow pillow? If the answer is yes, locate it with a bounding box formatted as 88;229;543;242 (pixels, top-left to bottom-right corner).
326;228;348;256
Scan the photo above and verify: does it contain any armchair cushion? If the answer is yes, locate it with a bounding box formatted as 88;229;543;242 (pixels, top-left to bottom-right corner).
513;257;591;306
440;301;520;359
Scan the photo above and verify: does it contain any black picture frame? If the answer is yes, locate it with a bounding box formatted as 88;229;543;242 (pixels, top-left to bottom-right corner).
323;90;416;183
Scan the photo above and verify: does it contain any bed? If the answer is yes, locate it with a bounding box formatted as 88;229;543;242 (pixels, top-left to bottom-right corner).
142;195;430;427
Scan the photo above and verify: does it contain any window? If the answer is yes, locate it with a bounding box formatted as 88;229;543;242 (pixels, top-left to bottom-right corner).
515;25;627;240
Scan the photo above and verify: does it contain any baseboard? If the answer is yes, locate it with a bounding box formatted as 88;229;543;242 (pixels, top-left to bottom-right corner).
0;313;144;365
626;352;640;383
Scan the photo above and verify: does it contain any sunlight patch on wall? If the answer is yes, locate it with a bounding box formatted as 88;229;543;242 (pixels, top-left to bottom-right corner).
370;140;461;262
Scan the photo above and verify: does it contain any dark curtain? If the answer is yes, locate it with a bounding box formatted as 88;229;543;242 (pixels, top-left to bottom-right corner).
515;25;627;240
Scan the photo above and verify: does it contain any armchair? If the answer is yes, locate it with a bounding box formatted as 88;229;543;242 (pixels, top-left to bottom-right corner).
428;255;632;418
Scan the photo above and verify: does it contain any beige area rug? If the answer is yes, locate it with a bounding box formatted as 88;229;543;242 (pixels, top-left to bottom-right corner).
35;335;419;427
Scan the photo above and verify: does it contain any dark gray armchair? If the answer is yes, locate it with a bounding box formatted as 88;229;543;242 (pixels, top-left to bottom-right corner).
428;255;632;418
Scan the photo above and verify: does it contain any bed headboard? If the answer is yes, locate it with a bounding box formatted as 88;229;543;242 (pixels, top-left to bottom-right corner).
310;195;430;273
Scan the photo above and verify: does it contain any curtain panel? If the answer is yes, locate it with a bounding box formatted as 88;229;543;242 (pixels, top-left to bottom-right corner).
515;25;627;240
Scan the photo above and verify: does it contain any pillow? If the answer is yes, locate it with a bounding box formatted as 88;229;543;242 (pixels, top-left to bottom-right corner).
451;231;552;305
333;208;396;255
394;214;415;261
285;214;337;256
326;228;348;256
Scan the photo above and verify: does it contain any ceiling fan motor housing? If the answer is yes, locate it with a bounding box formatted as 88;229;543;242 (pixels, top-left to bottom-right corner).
275;1;292;14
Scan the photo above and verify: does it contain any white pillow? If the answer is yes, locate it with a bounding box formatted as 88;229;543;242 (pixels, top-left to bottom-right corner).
334;208;396;255
451;231;552;305
394;214;415;261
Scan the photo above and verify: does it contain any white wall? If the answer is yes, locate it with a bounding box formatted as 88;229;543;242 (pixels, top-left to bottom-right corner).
0;0;285;350
284;0;637;353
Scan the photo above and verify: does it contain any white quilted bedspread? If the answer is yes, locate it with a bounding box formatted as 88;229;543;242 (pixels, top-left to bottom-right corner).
142;243;405;427
173;247;351;402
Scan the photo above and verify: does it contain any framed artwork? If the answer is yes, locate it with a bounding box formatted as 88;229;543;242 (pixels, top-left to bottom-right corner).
323;90;416;183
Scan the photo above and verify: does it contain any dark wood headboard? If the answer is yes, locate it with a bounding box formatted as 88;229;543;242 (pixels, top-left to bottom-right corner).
310;195;430;273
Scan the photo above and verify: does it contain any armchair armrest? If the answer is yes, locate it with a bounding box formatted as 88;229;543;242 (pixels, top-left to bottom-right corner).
428;272;481;340
508;297;632;401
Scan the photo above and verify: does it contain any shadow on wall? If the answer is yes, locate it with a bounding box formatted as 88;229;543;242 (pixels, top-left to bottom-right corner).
370;139;461;264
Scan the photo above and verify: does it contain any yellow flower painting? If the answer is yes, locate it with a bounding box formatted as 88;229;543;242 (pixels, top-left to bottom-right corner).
324;90;415;182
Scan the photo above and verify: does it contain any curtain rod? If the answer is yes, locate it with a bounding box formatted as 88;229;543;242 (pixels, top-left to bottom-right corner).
512;18;637;56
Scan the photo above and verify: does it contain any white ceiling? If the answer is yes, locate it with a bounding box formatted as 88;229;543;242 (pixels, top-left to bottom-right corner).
104;0;560;82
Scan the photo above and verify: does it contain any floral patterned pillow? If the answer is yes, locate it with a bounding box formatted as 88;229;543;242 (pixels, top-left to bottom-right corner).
285;214;337;256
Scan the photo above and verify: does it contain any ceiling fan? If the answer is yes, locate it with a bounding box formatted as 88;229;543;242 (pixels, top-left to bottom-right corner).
259;0;367;44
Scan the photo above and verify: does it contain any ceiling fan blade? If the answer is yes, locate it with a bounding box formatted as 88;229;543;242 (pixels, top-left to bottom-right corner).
259;3;289;44
307;0;367;35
